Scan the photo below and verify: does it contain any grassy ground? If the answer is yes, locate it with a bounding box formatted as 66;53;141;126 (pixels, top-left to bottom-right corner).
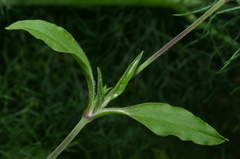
1;2;240;159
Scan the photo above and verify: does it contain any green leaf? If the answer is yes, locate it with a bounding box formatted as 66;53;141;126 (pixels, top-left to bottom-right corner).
104;52;143;102
6;20;95;107
97;68;104;97
94;68;112;111
6;20;89;66
95;68;106;106
119;103;228;145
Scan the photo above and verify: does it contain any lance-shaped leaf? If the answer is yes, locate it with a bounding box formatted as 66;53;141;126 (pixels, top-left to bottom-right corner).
104;52;143;103
96;68;105;104
6;20;95;106
117;103;228;145
94;68;112;109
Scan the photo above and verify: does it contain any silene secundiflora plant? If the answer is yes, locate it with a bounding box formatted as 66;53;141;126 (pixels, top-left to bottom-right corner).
6;0;237;158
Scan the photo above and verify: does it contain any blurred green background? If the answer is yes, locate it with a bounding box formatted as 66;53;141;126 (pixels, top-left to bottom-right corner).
1;0;240;159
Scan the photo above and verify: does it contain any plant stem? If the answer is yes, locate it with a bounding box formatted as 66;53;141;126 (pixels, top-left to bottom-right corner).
134;0;229;76
46;116;91;159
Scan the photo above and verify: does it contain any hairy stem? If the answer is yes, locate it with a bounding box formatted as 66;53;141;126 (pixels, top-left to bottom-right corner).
46;116;91;159
134;0;229;76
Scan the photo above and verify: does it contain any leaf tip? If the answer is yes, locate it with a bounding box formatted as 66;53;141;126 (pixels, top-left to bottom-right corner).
5;26;11;30
5;21;20;30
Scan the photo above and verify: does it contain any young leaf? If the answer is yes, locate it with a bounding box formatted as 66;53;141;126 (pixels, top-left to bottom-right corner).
97;68;104;97
95;68;106;106
104;52;143;102
93;68;113;111
6;20;95;107
117;103;228;145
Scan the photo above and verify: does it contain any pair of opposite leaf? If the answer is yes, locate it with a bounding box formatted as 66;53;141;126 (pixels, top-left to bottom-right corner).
6;20;228;145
